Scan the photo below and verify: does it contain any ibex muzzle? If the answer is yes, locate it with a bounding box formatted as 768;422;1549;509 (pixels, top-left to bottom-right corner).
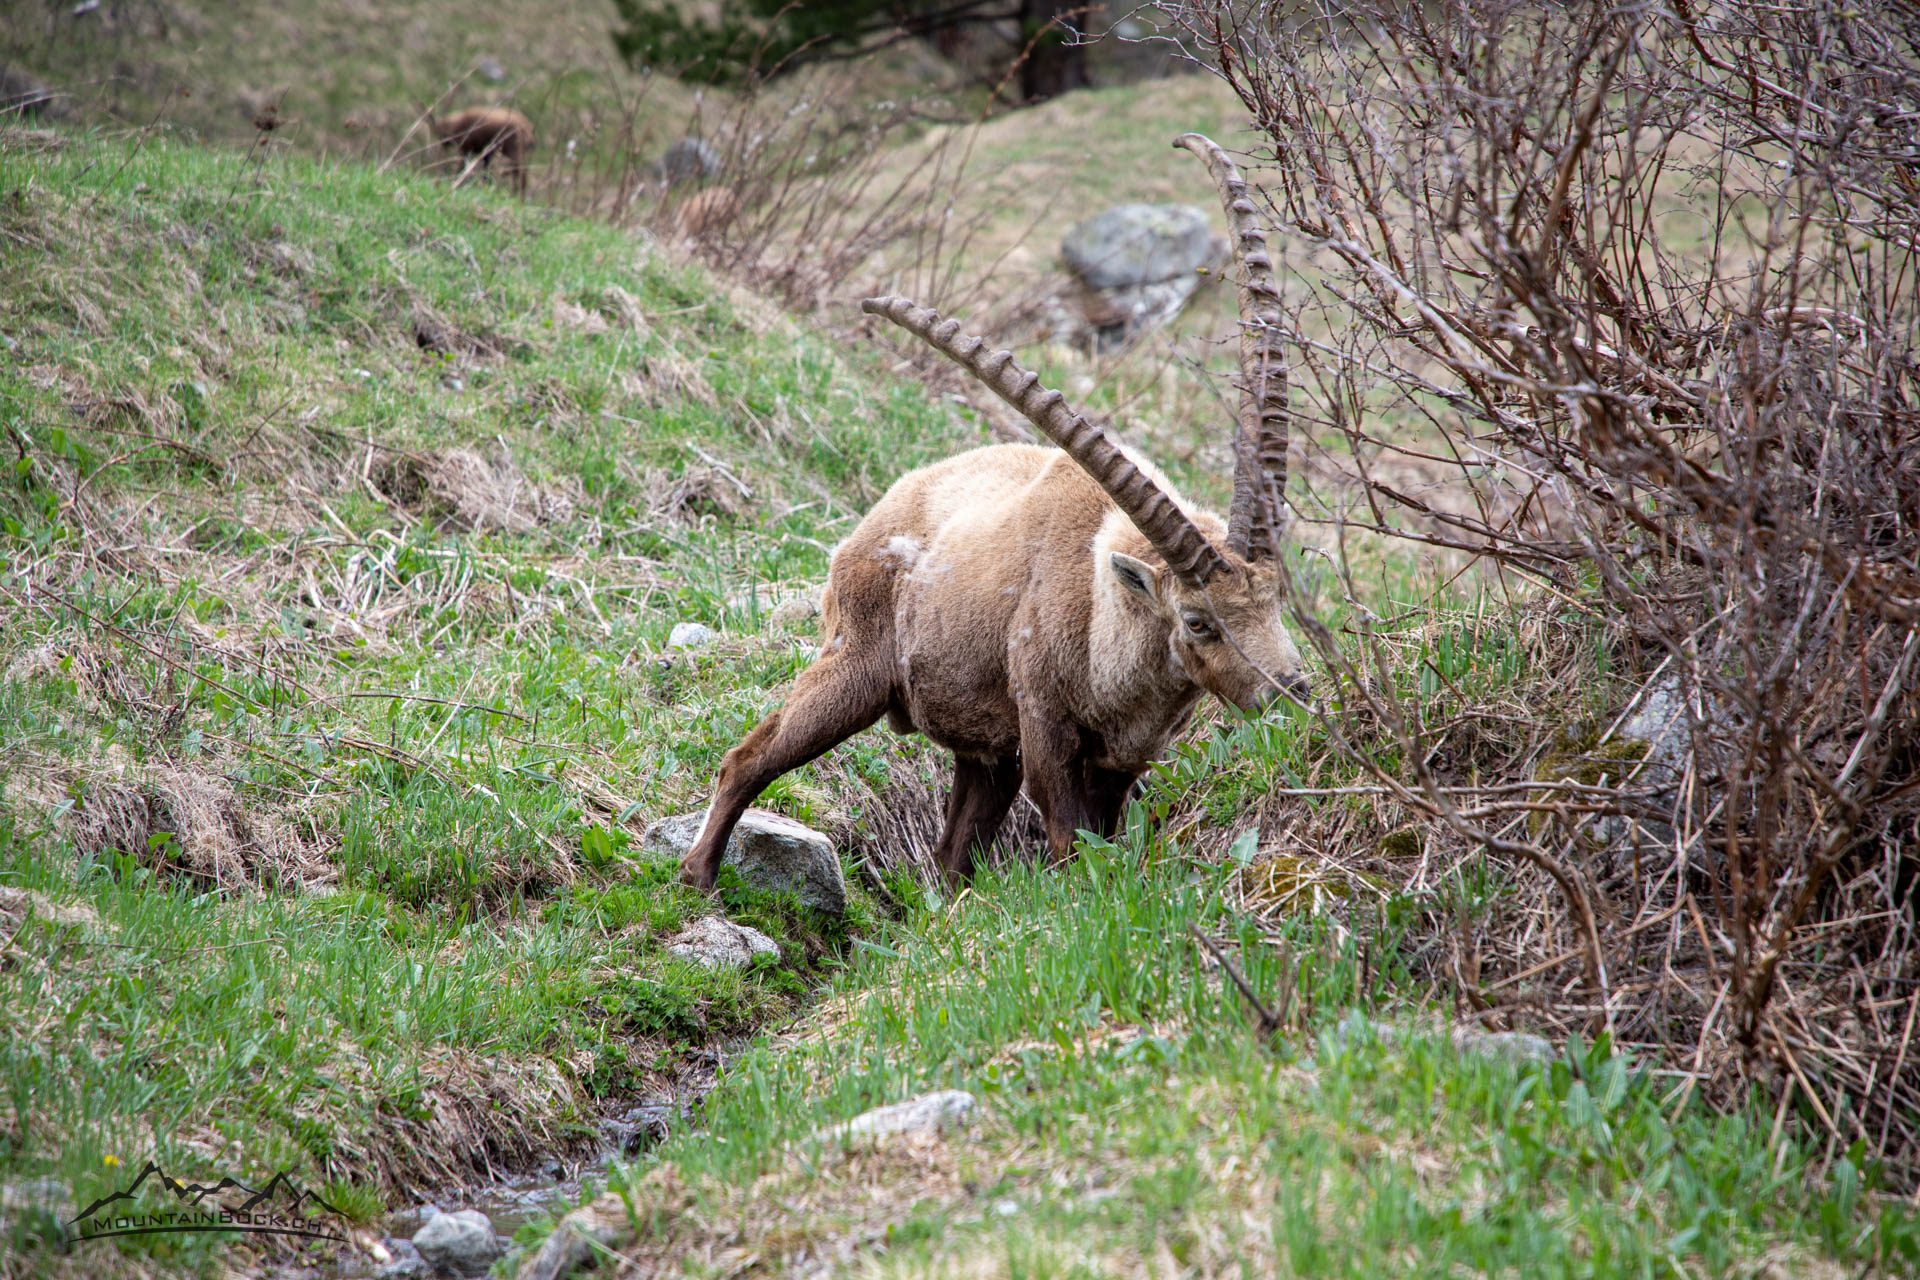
681;134;1305;888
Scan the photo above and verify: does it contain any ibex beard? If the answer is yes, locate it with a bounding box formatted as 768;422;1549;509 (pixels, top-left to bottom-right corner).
682;133;1307;890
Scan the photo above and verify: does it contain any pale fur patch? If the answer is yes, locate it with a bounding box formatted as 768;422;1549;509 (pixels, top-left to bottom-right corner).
879;534;923;567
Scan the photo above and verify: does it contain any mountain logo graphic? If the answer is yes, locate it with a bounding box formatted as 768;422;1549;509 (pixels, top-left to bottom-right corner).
66;1161;356;1243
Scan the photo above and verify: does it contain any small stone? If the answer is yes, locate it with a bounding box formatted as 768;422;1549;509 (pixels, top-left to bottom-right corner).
0;1177;73;1222
412;1207;501;1273
767;592;820;630
666;914;780;970
0;64;55;117
513;1193;633;1280
1454;1029;1557;1066
814;1090;976;1148
643;808;846;914
667;621;716;650
658;137;723;187
477;58;506;84
1;335;17;352
376;1238;429;1277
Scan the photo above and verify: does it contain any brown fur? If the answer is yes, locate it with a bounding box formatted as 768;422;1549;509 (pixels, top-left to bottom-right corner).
681;444;1306;888
683;131;1305;891
671;186;740;242
431;107;535;196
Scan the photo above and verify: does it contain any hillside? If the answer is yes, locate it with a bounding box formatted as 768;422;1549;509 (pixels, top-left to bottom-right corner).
0;119;1912;1280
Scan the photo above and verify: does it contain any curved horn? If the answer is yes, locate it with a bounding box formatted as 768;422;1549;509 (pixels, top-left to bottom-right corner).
1175;133;1289;562
861;295;1228;587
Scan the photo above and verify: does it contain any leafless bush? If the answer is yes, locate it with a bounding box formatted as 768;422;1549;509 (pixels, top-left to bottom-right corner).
630;70;1012;318
1164;0;1920;1176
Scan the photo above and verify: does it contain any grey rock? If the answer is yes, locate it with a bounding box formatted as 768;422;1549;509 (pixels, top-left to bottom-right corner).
644;808;846;915
0;1178;73;1231
0;65;54;117
658;138;723;188
1454;1029;1557;1066
767;592;820;629
1617;673;1689;783
667;621;716;650
376;1238;430;1277
514;1193;633;1280
604;1098;680;1154
1325;1014;1555;1068
667;914;781;970
1595;673;1696;862
476;58;507;84
814;1090;976;1147
412;1207;501;1274
1071;274;1208;352
725;584;821;628
1061;203;1218;291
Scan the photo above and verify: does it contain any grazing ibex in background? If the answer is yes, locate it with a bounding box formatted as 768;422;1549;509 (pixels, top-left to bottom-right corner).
681;134;1304;890
430;107;535;195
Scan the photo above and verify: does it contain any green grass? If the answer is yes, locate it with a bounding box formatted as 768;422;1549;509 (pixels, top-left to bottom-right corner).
572;740;1920;1275
0;122;973;1275
1;123;1907;1280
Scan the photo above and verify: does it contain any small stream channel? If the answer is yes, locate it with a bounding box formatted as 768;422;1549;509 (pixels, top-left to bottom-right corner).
284;1044;734;1280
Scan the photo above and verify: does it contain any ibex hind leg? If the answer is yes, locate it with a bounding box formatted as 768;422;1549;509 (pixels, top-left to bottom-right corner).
1086;767;1139;840
679;650;890;893
932;755;1022;884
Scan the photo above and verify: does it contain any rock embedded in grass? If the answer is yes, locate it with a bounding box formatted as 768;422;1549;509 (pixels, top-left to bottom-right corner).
658;137;723;187
412;1207;502;1274
1452;1028;1557;1066
643;808;846;915
1056;202;1227;350
513;1192;633;1280
1061;203;1218;291
667;621;717;650
375;1237;429;1277
766;591;821;630
813;1089;977;1148
667;914;781;970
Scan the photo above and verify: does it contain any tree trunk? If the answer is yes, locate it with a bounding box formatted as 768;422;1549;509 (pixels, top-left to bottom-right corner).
1019;0;1089;102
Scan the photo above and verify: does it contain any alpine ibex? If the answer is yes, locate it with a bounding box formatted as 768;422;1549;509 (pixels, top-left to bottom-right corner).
681;134;1303;890
430;107;535;196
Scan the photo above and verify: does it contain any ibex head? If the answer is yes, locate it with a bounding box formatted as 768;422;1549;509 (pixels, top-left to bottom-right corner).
864;132;1304;712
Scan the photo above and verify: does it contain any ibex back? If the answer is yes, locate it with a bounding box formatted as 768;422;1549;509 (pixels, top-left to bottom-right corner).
682;134;1305;889
430;107;535;196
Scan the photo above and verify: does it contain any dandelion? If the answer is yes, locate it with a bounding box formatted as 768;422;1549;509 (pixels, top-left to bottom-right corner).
103;1154;120;1168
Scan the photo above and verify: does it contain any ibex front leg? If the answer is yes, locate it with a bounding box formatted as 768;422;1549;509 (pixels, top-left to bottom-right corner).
932;754;1022;883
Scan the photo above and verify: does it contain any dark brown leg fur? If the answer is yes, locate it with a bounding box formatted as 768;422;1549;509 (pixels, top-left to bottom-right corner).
679;645;890;892
933;755;1022;883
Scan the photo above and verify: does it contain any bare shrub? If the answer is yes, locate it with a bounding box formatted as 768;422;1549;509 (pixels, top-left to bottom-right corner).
1161;0;1920;1177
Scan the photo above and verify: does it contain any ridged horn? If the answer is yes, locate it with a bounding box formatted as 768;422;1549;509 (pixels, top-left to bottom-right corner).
861;295;1229;587
1175;133;1289;563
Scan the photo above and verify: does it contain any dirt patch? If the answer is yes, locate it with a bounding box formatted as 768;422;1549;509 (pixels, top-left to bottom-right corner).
60;755;331;891
355;1046;590;1191
376;444;581;533
410;304;518;363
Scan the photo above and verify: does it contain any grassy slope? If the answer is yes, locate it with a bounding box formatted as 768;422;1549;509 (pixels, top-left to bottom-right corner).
0;121;973;1275
1;0;683;159
0;124;1910;1279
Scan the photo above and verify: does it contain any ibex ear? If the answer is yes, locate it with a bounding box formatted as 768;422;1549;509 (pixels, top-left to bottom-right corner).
1109;552;1160;608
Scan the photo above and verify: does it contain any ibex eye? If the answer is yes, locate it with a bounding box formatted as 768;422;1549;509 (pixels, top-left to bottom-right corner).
1184;614;1216;638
